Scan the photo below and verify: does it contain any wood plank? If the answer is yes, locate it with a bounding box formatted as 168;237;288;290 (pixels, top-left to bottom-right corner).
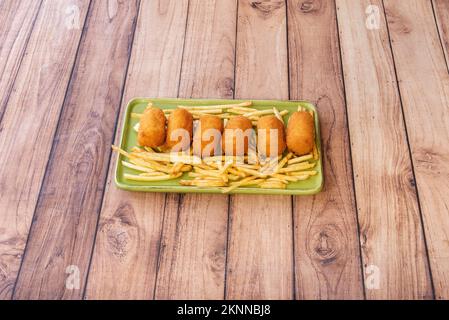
84;0;189;300
384;0;449;299
287;0;364;299
335;0;433;299
0;0;90;300
226;0;293;299
154;0;237;300
433;0;449;69
0;0;42;120
12;0;139;300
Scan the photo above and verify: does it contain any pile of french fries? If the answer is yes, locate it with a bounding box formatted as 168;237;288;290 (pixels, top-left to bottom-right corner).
114;101;319;193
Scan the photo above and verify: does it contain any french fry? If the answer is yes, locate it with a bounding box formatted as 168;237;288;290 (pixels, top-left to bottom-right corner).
259;181;286;189
140;172;170;176
178;101;252;110
229;178;265;186
227;107;256;114
228;167;246;177
184;109;223;115
217;113;232;119
195;163;216;170
124;172;182;181
274;152;293;173
313;144;319;160
222;176;258;193
273;107;284;123
243;109;275;117
267;177;289;184
234;166;267;178
227;174;240;181
193;167;223;178
287;153;313;165
131;112;142;119
170;162;184;174
180;179;226;187
290;174;310;181
131;146;144;153
203;155;246;163
129;158;153;169
133;159;172;173
132;152;171;162
218;161;233;173
181;164;192;172
122;160;155;173
112;145;132;158
289;170;317;176
237;163;261;170
244;109;288;118
270;173;299;182
279;162;316;173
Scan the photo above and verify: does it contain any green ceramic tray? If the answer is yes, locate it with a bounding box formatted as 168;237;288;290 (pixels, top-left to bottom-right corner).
115;98;323;195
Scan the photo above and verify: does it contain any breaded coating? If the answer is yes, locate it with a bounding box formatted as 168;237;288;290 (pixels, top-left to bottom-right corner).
286;111;315;155
193;114;223;157
137;107;166;147
222;116;253;156
257;115;286;157
166;108;193;151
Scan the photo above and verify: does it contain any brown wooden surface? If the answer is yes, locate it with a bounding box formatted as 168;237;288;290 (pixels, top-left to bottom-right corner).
226;0;293;300
433;0;449;69
287;0;364;299
0;0;41;119
384;0;449;299
154;0;237;300
336;0;432;299
12;0;139;299
85;0;189;299
0;0;90;299
1;0;449;300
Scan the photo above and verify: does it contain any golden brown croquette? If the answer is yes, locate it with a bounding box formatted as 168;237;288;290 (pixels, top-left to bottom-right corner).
257;115;286;157
166;108;193;151
137;107;166;147
286;111;315;155
222;116;253;156
193;114;223;157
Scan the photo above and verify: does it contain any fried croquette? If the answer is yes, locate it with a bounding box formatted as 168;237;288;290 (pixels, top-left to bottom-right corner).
286;111;315;155
222;116;253;156
257;115;286;157
166;108;193;151
137;107;166;147
193;115;223;157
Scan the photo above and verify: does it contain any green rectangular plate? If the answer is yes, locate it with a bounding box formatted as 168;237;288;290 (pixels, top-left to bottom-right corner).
115;98;323;195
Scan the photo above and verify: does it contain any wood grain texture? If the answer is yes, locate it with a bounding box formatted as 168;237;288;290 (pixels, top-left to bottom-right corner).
0;0;42;120
0;0;90;300
432;0;449;70
287;0;364;299
226;0;293;300
335;0;432;299
384;0;449;299
84;0;188;300
12;0;139;300
154;0;237;300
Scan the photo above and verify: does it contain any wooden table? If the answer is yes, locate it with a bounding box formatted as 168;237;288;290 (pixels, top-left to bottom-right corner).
1;0;448;300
